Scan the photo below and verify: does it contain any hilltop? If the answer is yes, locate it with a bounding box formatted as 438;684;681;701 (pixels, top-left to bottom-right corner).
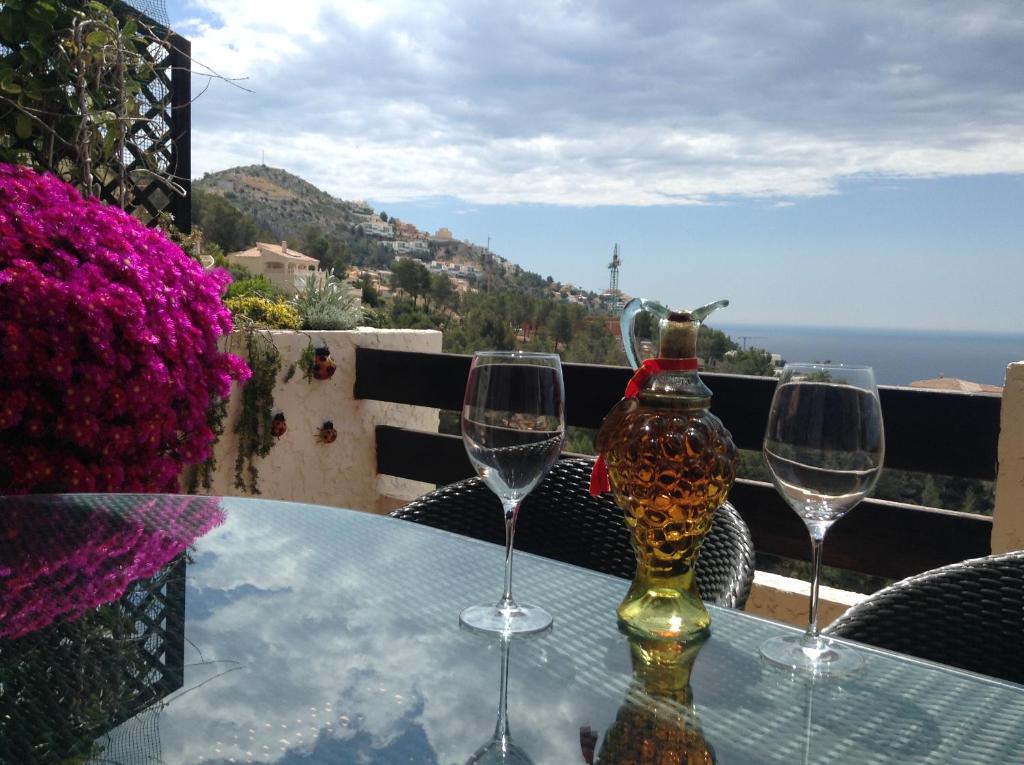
194;165;363;239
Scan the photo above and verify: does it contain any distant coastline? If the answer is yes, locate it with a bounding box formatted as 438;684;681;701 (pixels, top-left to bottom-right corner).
712;323;1024;387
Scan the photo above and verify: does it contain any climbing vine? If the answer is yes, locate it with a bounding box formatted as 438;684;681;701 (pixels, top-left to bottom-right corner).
183;393;228;494
232;325;282;494
282;338;316;383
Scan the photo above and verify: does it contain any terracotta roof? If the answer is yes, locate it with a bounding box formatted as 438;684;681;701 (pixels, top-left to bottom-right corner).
908;377;1002;394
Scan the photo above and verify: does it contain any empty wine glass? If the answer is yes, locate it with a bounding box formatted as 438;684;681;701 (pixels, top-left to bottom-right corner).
460;351;565;635
759;363;884;676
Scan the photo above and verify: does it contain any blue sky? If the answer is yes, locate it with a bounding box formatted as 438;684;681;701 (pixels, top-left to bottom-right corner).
170;1;1023;332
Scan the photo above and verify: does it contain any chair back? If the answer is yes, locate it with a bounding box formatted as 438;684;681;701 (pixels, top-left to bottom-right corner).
390;458;755;609
825;550;1024;684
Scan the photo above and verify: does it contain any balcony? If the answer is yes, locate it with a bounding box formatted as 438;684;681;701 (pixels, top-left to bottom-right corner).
195;328;1023;626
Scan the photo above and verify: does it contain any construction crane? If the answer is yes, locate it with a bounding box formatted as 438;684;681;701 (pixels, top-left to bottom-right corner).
737;335;766;350
608;244;621;293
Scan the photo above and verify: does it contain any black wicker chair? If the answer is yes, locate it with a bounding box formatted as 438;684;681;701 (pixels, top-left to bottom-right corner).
390;457;756;609
824;550;1024;684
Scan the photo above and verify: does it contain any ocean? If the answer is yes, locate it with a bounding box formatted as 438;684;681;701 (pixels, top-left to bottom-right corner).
712;324;1024;387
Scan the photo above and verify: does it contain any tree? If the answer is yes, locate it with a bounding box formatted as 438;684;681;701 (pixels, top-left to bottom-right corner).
192;190;264;252
718;348;775;376
429;273;456;313
564;319;627;365
698;327;739;365
379;211;388;222
358;272;380;307
552;303;574;349
532;300;554;340
391;258;430;304
300;225;329;260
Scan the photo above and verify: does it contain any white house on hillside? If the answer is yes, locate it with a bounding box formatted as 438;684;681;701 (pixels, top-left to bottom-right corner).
227;241;323;296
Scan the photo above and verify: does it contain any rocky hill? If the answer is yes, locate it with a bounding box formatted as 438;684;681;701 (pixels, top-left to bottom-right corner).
194;165;365;240
193;164;606;304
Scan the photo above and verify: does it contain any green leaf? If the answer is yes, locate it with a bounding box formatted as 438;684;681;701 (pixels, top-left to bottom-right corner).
28;30;48;56
101;125;118;156
26;1;57;23
15;112;33;139
84;30;109;48
0;70;21;94
0;10;15;43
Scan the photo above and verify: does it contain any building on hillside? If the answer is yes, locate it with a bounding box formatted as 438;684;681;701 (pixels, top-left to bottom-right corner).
227;241;323;296
431;227;454;242
394;221;423;239
386;239;430;255
356;217;394;237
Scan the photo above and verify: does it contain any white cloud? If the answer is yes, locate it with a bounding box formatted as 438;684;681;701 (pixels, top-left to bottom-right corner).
175;0;1024;206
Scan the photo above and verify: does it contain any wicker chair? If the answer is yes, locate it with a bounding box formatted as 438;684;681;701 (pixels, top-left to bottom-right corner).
390;457;756;609
825;550;1024;684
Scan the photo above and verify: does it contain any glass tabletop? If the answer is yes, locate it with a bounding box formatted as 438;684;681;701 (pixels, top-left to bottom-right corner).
2;493;1022;764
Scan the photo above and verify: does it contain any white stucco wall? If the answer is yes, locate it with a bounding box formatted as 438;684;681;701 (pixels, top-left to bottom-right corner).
193;328;442;513
744;571;866;628
993;361;1024;553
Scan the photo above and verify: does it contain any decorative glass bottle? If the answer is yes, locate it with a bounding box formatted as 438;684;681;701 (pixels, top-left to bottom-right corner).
596;634;715;765
594;298;738;640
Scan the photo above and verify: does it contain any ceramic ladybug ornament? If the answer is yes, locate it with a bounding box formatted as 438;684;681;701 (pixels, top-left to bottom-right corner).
312;345;337;381
318;421;338;444
271;412;287;438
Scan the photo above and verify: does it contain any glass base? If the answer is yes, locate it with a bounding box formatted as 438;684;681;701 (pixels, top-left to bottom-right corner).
459;602;553;636
759;634;864;678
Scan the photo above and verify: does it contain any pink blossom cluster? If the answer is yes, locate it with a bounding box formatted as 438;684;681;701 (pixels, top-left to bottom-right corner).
0;494;226;640
0;164;250;493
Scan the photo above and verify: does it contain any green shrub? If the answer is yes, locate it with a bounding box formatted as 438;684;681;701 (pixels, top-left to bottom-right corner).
225;296;302;329
291;270;364;330
226;274;286;300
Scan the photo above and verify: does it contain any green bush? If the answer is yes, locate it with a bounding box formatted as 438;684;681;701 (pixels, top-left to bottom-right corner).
291;270;363;330
225;296;301;329
226;274;286;300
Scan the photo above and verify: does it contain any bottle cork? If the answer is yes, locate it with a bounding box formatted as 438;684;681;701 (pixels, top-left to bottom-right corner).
658;312;698;359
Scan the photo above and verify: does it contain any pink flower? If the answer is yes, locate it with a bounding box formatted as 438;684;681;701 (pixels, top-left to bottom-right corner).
0;164;250;494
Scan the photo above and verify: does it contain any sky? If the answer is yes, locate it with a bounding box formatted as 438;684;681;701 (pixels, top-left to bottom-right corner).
169;1;1023;332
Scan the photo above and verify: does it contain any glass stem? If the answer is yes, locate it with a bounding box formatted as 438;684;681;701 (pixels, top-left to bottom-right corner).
498;499;520;611
802;526;828;647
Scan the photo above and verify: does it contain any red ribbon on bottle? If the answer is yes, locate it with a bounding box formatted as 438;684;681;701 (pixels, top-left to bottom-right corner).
589;357;699;496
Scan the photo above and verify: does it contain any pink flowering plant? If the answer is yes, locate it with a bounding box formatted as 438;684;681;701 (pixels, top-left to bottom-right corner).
0;163;250;493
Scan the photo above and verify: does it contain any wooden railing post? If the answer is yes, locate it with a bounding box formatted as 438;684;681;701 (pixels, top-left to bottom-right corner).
993;361;1024;553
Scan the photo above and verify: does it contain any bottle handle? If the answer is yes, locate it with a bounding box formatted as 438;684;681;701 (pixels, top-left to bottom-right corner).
620;298;670;370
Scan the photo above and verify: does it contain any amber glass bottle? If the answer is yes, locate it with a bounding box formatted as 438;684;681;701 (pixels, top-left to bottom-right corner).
596;302;737;639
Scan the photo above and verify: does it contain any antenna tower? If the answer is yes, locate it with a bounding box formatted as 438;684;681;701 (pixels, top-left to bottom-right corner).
608;244;621;293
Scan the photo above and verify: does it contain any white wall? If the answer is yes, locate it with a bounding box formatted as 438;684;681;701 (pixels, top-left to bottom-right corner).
993;361;1024;553
194;328;442;513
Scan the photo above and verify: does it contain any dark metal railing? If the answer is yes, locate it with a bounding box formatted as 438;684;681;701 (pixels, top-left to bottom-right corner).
355;347;1000;582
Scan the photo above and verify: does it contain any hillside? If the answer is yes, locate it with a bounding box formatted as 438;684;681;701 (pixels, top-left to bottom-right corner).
193;164;609;303
194;165;364;240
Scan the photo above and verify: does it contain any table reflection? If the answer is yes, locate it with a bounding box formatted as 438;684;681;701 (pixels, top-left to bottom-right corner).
464;633;536;765
596;633;715;764
0;493;224;764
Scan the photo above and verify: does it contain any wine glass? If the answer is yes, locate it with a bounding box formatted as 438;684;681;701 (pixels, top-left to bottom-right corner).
460;351;565;635
759;363;884;675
